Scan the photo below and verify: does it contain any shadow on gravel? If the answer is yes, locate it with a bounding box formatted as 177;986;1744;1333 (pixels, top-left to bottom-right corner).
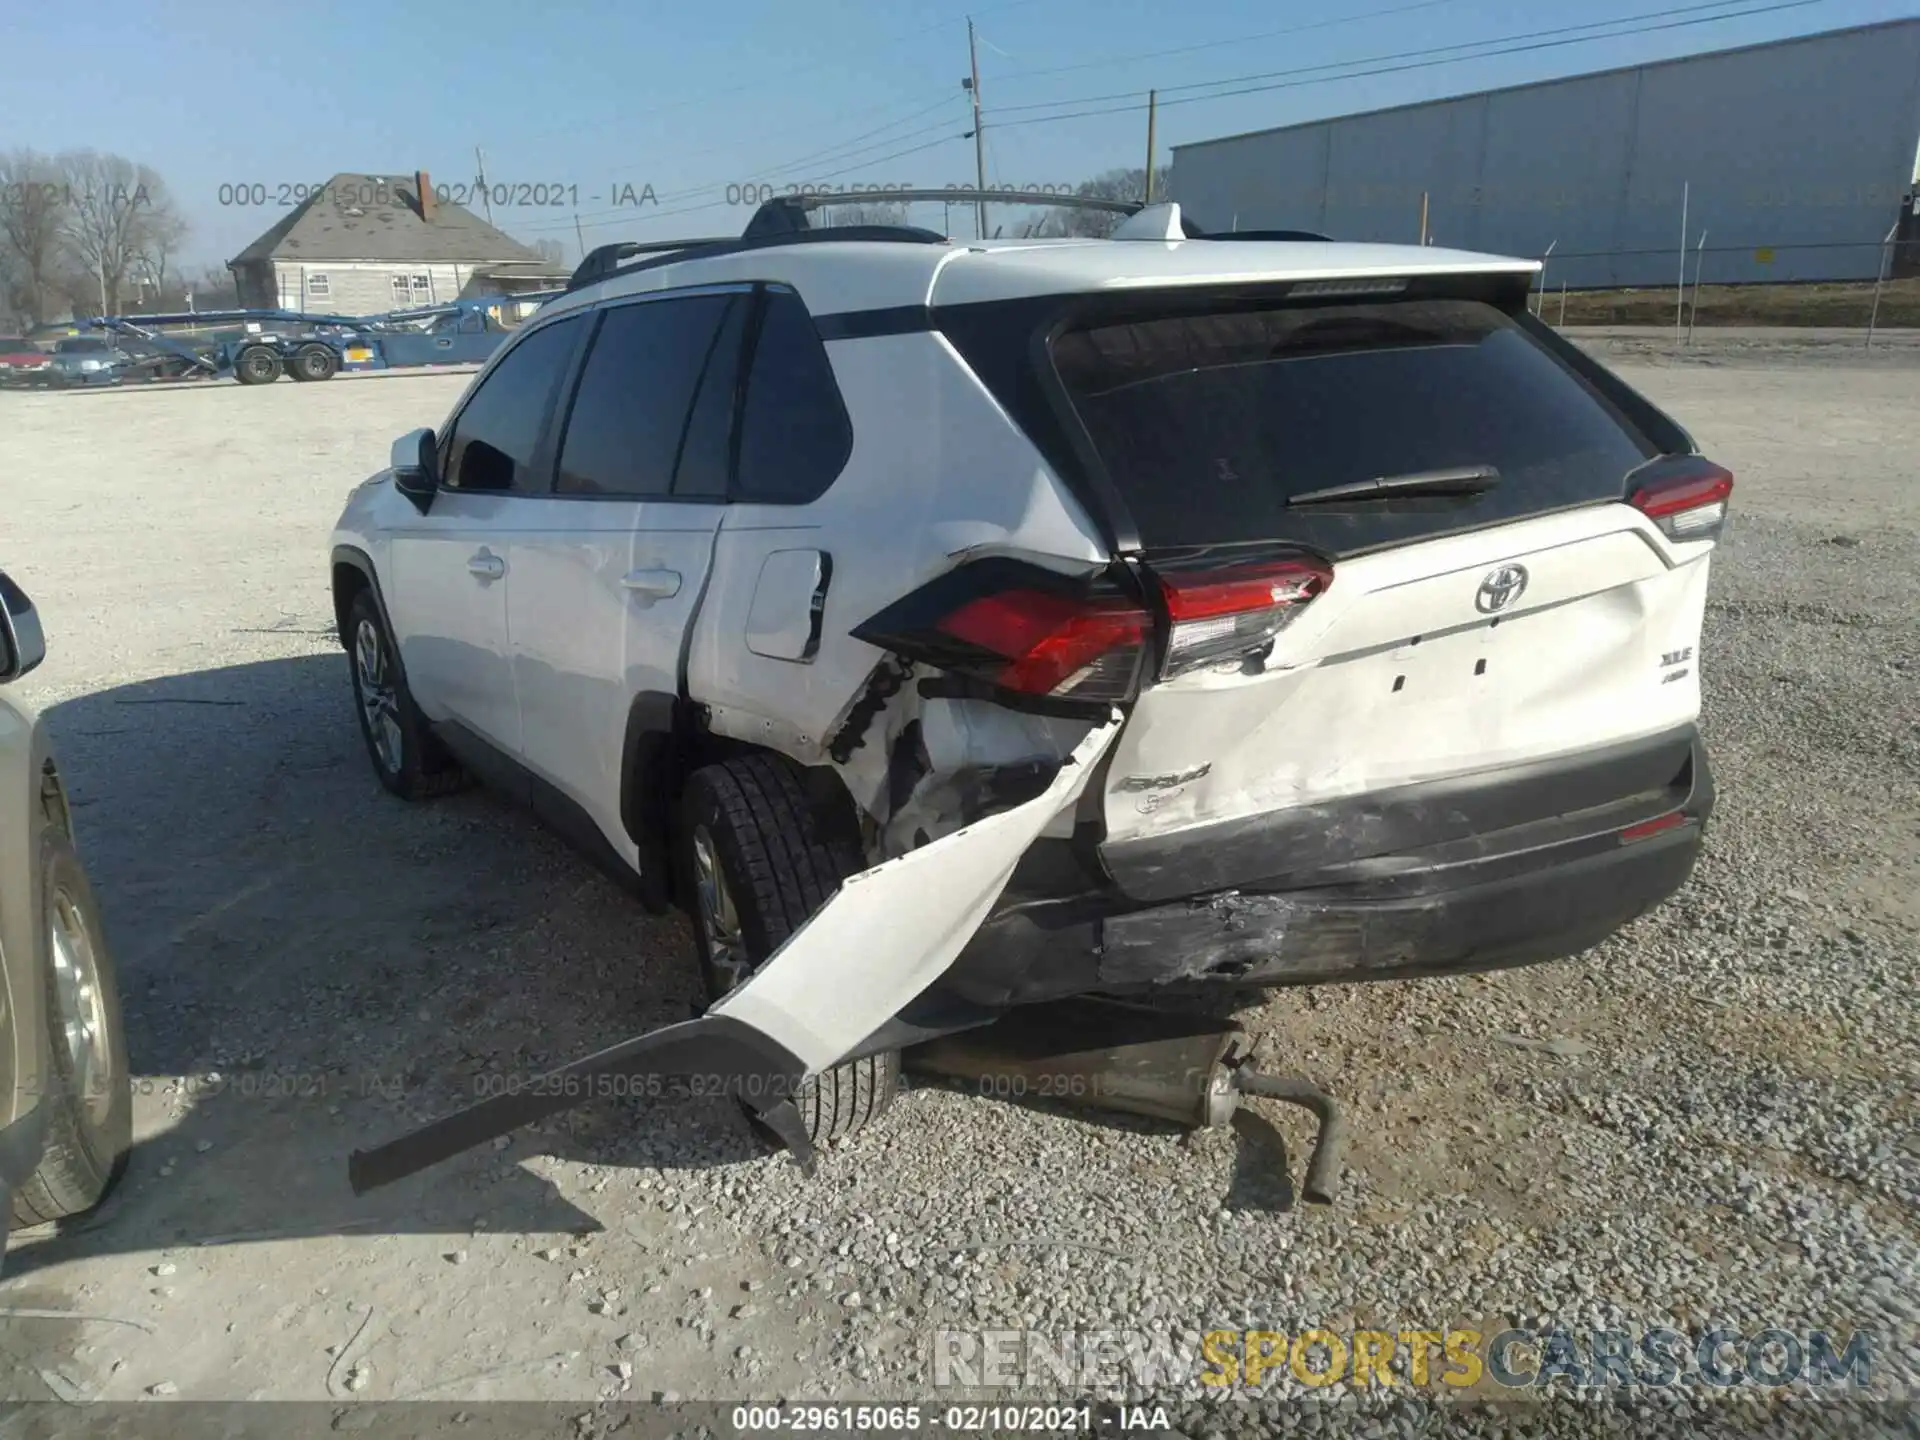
5;655;765;1278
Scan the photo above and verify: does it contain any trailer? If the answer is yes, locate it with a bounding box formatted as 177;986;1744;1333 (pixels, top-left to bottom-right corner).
33;291;562;386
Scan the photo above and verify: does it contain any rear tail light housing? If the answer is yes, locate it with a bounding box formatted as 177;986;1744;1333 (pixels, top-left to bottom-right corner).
1157;556;1332;678
1628;456;1733;542
851;550;1333;711
852;559;1149;707
921;584;1148;702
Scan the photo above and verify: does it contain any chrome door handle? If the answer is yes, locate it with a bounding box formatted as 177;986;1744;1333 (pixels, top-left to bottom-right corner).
621;568;681;599
467;550;505;580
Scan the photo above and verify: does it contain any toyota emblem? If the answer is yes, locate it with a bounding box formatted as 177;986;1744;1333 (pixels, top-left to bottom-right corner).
1476;564;1529;614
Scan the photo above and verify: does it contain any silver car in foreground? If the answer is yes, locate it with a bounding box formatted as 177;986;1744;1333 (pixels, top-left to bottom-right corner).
0;571;130;1241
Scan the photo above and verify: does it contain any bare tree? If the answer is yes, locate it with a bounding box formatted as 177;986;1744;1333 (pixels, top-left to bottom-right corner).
58;150;184;316
189;264;241;312
1017;166;1181;239
0;149;73;326
135;206;189;307
532;237;567;266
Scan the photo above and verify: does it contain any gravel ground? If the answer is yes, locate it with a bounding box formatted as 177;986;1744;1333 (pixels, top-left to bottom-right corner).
0;342;1913;1436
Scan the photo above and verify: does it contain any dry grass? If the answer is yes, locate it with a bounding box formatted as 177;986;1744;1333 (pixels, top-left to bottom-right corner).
1549;276;1920;328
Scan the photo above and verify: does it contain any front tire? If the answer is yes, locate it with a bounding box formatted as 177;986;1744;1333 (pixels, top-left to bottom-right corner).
344;586;467;800
12;831;131;1228
676;756;899;1149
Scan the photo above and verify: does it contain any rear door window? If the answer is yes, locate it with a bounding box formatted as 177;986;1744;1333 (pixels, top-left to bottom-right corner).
1050;297;1655;554
733;289;852;504
553;292;738;499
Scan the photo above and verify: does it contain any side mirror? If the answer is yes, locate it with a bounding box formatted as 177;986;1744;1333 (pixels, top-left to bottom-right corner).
392;427;439;515
0;571;47;683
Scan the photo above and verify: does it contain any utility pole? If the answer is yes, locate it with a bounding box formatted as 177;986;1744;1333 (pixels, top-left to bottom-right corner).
574;212;588;265
1676;180;1689;344
1144;90;1158;204
966;18;987;240
475;146;494;225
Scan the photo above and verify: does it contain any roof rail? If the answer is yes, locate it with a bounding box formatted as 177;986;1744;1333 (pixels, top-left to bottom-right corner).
744;188;1220;240
568;237;734;291
561;192;1327;295
563;224;949;294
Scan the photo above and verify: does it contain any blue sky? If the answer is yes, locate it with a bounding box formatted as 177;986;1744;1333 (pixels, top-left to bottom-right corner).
9;0;1916;267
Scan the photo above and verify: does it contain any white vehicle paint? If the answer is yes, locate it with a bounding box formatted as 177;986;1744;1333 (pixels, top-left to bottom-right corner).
1097;505;1712;854
333;199;1730;1184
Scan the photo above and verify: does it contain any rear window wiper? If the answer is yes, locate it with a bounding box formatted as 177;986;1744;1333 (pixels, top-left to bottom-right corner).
1288;464;1501;506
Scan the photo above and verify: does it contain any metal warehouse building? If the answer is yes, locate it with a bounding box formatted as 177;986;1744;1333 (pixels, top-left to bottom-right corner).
1169;18;1920;289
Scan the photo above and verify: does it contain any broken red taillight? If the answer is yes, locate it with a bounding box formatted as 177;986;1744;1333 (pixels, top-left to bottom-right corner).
851;558;1151;706
936;587;1150;701
853;551;1335;709
1628;457;1733;542
1157;556;1333;679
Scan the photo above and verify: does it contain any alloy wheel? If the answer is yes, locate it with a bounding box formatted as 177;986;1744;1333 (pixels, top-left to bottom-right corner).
691;825;751;994
48;887;115;1126
354;618;404;775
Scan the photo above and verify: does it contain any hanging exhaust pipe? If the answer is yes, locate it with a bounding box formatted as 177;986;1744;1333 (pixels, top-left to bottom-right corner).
904;997;1346;1204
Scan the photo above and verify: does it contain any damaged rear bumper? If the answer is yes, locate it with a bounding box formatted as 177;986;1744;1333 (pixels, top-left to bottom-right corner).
912;730;1715;1011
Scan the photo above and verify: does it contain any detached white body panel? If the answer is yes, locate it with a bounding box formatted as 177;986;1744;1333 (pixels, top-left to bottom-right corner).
709;718;1117;1073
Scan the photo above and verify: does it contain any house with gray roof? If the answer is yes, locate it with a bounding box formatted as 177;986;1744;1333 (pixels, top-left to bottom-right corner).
227;171;568;315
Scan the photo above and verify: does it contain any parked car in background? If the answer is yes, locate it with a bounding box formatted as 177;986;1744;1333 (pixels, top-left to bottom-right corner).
0;338;50;387
42;335;208;389
45;336;130;388
0;570;131;1244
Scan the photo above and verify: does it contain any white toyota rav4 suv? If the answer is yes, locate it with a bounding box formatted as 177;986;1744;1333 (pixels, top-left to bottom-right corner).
336;195;1728;1193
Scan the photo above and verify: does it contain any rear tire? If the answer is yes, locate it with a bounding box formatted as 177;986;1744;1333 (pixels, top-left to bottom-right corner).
232;345;282;385
289;343;339;382
344;586;468;800
11;830;132;1228
676;756;899;1149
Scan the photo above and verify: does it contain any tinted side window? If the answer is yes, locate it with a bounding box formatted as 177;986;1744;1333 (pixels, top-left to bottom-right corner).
555;294;736;498
443;315;582;493
734;290;852;504
672;296;749;499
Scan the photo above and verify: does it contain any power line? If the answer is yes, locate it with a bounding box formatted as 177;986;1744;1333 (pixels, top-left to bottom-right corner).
987;0;1460;86
516;111;968;234
987;0;1826;131
529;1;1440;190
515;90;971;232
988;0;1809;118
592;88;965;184
499;0;1059;150
509;0;1825;243
519;132;967;237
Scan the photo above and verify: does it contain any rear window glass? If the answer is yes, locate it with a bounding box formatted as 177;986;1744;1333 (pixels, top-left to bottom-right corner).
1050;298;1654;550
